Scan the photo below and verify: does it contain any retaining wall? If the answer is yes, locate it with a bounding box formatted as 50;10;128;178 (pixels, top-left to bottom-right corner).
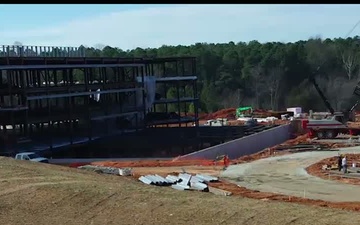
179;124;291;160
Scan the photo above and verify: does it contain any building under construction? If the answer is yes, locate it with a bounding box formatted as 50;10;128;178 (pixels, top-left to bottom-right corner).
0;45;249;158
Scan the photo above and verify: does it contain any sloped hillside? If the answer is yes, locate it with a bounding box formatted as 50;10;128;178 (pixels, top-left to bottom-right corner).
0;157;359;225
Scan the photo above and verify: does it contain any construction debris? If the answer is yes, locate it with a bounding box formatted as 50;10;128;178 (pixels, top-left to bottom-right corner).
178;173;192;185
322;164;331;170
208;186;232;196
195;174;219;182
78;165;132;176
138;174;171;186
119;168;132;176
171;183;191;190
165;175;182;183
191;182;208;191
138;176;153;185
274;144;322;151
272;140;346;153
138;172;219;193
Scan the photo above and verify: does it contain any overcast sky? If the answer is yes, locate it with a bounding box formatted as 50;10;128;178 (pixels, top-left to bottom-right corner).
1;4;360;50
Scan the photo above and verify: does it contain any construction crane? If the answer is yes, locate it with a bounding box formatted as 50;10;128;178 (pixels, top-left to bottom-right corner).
308;67;335;115
303;71;360;139
302;19;360;139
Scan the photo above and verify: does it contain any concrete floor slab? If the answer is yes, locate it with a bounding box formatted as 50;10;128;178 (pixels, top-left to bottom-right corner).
221;146;360;202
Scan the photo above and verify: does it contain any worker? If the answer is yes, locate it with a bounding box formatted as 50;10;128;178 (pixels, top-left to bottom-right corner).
223;155;230;169
342;155;348;174
338;154;343;171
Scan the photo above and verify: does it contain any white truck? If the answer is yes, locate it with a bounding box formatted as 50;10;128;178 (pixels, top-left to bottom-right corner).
203;118;228;126
15;152;49;163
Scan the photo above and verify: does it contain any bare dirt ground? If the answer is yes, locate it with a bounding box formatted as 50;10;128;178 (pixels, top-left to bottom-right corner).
90;133;360;212
222;146;360;203
2;157;360;225
306;153;360;185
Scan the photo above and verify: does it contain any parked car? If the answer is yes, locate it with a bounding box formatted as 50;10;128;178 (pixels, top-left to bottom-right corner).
15;152;49;163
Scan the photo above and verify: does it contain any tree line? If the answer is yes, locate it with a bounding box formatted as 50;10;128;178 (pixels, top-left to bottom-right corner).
13;37;360;113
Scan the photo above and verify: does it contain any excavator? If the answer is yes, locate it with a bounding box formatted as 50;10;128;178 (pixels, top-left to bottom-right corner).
302;68;360;139
236;106;253;118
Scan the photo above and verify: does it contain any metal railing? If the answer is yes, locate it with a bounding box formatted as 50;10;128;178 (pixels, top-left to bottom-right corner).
0;45;86;58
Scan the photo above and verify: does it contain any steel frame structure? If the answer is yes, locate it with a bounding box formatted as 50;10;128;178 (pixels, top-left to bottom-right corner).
0;56;146;153
0;45;85;57
0;46;199;155
143;57;199;127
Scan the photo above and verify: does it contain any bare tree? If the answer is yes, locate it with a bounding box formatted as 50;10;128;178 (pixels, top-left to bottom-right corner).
354;67;360;82
220;88;242;108
318;75;353;111
341;50;357;80
266;67;283;110
326;77;344;110
250;64;265;108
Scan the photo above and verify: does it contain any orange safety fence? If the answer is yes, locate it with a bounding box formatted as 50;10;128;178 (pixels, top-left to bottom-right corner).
69;162;89;168
90;158;229;168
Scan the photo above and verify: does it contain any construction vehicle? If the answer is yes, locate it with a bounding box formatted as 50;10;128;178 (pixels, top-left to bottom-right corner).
301;20;360;139
236;106;253;118
302;70;360;139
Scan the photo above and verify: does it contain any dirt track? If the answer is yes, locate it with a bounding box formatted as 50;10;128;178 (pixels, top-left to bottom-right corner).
2;157;360;225
222;146;360;202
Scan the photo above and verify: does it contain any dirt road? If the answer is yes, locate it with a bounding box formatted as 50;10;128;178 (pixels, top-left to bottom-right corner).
222;146;360;202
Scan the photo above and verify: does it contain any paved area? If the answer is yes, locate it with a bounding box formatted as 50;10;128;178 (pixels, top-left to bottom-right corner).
221;146;360;202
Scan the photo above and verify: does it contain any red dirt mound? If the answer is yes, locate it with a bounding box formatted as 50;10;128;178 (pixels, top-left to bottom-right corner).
203;108;236;120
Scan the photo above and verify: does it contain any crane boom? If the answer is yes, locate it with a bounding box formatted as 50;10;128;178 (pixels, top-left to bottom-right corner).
309;73;360;122
308;74;335;115
349;101;360;112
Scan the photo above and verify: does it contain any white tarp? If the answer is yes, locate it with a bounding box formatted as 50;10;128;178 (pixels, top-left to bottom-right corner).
89;89;101;102
94;89;101;102
136;76;156;112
